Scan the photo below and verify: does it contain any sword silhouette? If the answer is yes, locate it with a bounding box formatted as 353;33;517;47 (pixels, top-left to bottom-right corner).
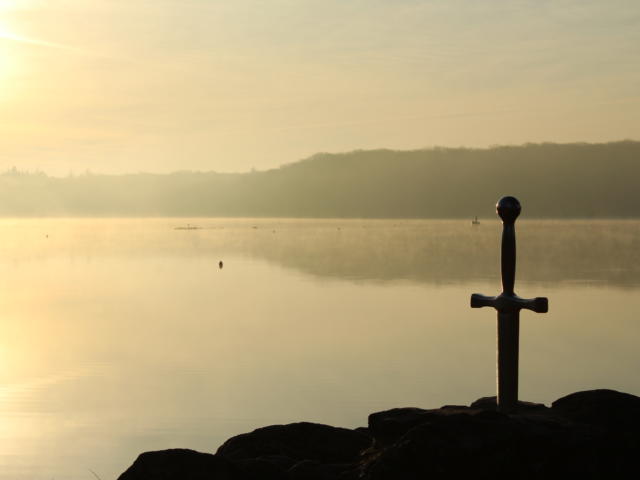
470;196;548;413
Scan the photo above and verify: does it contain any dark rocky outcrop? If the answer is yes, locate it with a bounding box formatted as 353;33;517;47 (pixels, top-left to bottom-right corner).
551;388;640;428
214;422;370;480
118;389;640;480
117;449;239;480
216;422;370;464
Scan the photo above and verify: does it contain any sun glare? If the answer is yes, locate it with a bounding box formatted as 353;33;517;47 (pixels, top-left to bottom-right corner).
0;0;20;11
0;14;19;87
0;1;16;51
0;29;11;83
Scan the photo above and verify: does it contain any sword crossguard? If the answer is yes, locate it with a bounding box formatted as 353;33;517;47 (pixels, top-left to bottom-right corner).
470;293;548;314
470;293;496;309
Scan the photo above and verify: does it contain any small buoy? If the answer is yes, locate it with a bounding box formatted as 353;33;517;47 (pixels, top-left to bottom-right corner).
219;260;223;269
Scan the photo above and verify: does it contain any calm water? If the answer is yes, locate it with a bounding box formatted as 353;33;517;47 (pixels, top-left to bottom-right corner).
0;218;639;479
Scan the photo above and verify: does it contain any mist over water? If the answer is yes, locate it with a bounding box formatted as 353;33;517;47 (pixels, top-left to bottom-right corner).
0;218;639;479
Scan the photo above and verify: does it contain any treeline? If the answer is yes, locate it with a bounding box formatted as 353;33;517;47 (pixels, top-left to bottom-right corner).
1;141;639;217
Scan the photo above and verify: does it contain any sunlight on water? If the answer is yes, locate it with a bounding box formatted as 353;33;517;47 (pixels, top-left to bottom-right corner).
0;218;638;478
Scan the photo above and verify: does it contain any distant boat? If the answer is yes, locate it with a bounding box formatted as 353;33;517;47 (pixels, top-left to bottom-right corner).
472;216;480;225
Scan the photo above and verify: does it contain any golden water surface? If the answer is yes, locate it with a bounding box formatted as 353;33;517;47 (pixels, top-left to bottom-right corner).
0;218;638;479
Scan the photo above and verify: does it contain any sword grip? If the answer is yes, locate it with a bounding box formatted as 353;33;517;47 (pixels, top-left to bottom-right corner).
501;223;516;295
497;196;520;296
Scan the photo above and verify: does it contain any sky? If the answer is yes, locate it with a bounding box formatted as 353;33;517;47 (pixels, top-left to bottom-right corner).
0;0;638;175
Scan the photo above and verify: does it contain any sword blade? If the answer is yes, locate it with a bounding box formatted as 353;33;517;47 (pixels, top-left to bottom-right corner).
497;311;519;413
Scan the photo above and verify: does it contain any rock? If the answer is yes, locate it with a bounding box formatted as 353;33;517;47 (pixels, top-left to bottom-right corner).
287;459;355;480
368;407;470;447
551;389;640;427
117;449;239;480
360;390;640;479
233;456;288;480
216;422;371;464
470;396;549;412
362;409;598;479
118;390;640;479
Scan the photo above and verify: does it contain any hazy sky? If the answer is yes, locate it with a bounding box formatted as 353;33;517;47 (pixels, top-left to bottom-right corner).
0;0;638;175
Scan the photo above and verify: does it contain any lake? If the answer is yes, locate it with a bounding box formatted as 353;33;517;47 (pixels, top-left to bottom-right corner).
0;218;639;479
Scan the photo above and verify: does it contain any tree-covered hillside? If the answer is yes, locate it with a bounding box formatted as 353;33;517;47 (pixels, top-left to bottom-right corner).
0;141;638;218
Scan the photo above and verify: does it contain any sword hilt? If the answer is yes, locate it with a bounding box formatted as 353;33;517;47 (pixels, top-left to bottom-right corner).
471;293;548;313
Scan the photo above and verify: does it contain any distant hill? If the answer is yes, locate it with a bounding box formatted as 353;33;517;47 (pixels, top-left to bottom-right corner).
1;141;639;218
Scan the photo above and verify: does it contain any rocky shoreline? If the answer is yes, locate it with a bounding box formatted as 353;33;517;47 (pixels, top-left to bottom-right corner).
118;389;640;479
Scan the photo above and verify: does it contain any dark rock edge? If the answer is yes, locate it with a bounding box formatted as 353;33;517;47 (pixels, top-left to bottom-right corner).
118;389;640;480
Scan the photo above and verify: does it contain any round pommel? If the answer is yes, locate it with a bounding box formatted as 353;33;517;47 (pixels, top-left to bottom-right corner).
496;196;521;224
